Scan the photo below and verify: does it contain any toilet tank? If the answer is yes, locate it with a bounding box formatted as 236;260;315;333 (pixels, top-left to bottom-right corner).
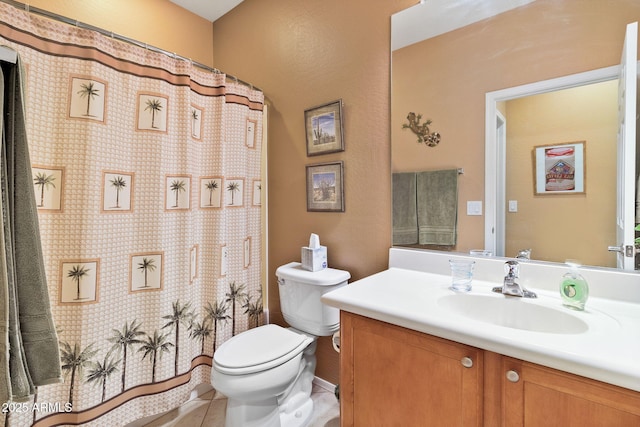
276;262;350;336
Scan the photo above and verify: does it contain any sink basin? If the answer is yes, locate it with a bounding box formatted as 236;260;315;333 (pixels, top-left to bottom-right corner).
438;294;588;334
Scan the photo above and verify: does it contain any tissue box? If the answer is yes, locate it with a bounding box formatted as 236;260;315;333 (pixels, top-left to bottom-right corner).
301;246;327;271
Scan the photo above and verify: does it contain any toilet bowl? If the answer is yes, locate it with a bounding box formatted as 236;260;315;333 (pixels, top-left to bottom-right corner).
211;262;350;427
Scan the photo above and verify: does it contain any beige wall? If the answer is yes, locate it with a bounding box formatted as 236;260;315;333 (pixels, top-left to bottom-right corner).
505;81;618;267
25;0;214;66
392;0;640;253
211;0;415;383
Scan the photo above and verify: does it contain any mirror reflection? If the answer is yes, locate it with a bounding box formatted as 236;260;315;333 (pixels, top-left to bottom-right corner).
391;0;640;270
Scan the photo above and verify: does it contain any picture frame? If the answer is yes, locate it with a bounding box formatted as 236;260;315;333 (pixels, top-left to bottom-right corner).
306;161;345;212
533;141;585;195
304;99;344;156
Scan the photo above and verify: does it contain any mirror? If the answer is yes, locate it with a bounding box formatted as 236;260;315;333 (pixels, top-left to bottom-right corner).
391;0;640;270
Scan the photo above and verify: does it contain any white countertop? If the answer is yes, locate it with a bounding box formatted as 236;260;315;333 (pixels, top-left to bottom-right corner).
322;266;640;392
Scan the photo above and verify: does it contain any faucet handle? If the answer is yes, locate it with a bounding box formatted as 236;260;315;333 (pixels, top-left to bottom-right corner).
504;260;519;278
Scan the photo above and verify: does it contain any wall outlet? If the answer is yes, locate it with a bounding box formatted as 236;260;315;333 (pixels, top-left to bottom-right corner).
467;201;483;216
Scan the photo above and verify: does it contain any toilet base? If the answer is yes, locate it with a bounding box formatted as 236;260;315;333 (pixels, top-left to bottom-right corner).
279;396;313;427
225;396;281;427
224;388;314;427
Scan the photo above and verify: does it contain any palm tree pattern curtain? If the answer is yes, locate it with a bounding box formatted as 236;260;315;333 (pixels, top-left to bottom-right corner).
0;3;264;426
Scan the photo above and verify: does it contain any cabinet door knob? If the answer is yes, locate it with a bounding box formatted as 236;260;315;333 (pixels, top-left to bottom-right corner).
506;370;520;383
461;357;473;368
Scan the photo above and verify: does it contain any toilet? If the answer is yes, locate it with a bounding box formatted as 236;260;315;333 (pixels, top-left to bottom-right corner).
211;262;350;427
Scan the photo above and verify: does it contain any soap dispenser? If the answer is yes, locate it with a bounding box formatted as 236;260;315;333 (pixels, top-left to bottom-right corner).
559;261;589;311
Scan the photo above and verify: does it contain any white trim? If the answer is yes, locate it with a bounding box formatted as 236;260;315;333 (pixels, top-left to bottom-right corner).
313;376;336;393
261;104;270;324
484;65;621;256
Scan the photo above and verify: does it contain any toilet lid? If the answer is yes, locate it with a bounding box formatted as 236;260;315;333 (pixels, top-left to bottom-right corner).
214;324;312;375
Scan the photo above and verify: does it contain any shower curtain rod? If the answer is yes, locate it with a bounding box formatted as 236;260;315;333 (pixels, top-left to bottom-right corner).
0;0;262;92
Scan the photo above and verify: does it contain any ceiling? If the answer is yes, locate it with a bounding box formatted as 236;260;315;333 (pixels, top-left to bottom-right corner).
392;0;535;51
169;0;244;22
171;0;536;47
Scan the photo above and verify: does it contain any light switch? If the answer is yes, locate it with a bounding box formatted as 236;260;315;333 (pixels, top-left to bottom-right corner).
508;200;518;212
467;201;483;216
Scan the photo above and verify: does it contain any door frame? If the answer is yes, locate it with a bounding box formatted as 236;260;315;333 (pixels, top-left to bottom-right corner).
484;65;622;256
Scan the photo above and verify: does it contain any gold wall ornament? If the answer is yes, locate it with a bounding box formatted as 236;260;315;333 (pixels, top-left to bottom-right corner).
402;112;441;147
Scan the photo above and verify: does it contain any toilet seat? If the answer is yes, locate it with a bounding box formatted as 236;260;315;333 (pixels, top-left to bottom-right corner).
214;324;313;375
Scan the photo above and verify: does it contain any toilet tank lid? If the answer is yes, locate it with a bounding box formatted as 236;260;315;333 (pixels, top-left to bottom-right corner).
276;262;350;285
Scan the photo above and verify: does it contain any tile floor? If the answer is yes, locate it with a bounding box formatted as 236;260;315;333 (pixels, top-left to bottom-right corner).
128;382;340;427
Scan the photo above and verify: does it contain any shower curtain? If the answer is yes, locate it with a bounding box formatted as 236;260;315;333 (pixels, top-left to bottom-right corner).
0;3;264;426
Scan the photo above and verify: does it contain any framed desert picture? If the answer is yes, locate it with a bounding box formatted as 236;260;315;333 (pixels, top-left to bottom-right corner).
306;161;345;212
304;99;344;156
533;141;586;195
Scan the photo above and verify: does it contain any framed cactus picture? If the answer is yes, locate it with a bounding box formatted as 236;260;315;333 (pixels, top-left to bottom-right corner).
304;99;344;156
306;161;345;212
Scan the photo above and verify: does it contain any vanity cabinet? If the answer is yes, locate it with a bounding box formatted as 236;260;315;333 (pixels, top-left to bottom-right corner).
491;355;640;426
339;312;484;426
340;312;640;426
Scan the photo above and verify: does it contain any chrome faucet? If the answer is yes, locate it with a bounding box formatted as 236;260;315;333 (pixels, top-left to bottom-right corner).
492;260;537;298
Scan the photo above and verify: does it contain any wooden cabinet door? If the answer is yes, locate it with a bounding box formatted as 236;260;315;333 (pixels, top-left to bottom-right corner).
340;312;483;426
500;356;640;427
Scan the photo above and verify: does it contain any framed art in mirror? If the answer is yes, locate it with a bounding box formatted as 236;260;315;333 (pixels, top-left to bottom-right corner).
533;141;585;195
306;161;345;212
304;99;344;156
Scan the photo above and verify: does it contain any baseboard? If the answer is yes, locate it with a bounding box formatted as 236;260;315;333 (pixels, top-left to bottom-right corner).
313;376;336;392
